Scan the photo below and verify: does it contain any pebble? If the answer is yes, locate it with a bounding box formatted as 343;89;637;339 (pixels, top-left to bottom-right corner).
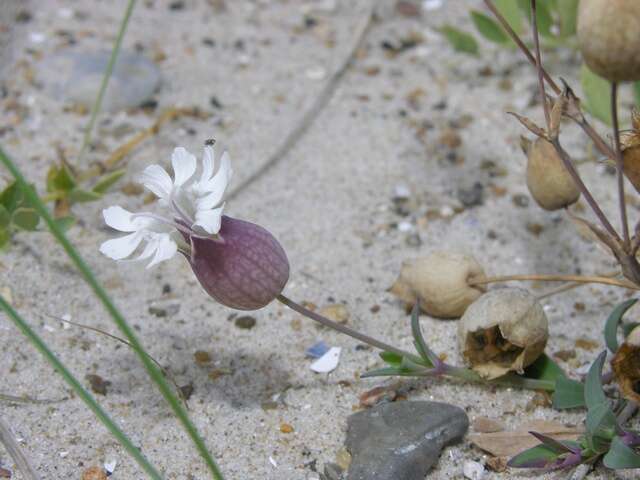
148;302;180;317
457;182;484;207
319;304;350;324
234;315;256;329
512;194;530;208
463;460;485;480
39;50;161;112
322;463;343;480
405;233;422;247
344;401;468;479
81;466;107;480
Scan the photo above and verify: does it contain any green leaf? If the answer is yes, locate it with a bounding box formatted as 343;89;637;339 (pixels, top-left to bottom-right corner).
0;182;24;212
552;376;585;409
0;228;9;249
440;26;479;55
556;0;579;37
529;431;578;454
585;351;607;410
623;322;640;338
633;82;640;108
580;63;612;125
603;436;640;469
12;208;39;231
410;302;437;367
508;443;559;468
493;0;524;34
0;205;10;228
471;10;509;44
55;216;76;232
585;402;617;453
69;188;102;203
46;164;76;193
362;366;419;378
604;299;638;353
517;0;554;37
523;353;566;382
92;169;126;194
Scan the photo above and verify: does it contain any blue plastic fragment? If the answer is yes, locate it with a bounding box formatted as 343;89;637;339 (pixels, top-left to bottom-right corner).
306;341;330;359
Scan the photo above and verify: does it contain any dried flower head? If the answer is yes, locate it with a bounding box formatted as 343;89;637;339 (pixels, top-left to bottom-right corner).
612;324;640;404
620;108;640;193
100;144;289;310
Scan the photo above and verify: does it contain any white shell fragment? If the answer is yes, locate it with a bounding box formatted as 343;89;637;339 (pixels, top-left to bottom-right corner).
310;347;341;373
458;288;549;380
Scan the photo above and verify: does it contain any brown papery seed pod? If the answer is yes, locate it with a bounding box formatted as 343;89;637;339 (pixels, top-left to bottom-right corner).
522;137;580;211
612;325;640;404
621;108;640;193
389;251;487;319
577;0;640;82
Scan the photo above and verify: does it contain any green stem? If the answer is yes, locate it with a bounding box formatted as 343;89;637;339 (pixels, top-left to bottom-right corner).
0;146;225;480
78;0;136;163
0;295;162;480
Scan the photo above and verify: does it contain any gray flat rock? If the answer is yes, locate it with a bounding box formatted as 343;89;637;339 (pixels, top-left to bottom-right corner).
39;50;161;111
345;401;469;480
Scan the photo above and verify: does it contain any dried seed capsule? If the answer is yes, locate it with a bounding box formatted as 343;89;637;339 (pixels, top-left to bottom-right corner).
612;324;640;404
577;0;640;82
458;288;548;380
389;251;487;319
522;137;580;211
187;216;290;310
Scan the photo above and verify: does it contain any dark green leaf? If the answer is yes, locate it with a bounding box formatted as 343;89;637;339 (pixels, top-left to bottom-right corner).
380;351;403;367
440;26;479;55
623;322;640;338
585;351;607;410
362;367;419;378
0;182;24;212
493;0;524;34
46;164;76;193
12;208;39;231
552;376;585;409
508;443;559;468
580;63;612;125
556;0;579;37
523;353;566;382
410;302;436;367
0;228;9;249
93;169;126;194
585;403;617;453
0;205;10;228
603;436;640;469
529;431;578;454
69;188;102;203
604;299;638;353
55;216;76;232
634;82;640;108
471;10;509;44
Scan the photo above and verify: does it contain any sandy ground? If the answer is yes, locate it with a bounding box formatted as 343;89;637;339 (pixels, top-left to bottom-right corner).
1;0;639;479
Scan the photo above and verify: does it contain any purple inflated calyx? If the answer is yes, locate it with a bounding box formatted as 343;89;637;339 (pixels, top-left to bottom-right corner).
185;215;290;310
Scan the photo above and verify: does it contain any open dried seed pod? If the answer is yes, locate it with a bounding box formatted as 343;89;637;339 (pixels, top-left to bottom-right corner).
621;108;640;194
612;325;640;404
458;288;548;380
389;251;486;319
578;0;640;83
521;137;580;211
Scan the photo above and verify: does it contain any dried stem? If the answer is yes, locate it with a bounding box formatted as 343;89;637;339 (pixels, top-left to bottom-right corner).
531;0;550;129
611;82;631;248
469;273;639;290
0;416;40;480
535;270;622;300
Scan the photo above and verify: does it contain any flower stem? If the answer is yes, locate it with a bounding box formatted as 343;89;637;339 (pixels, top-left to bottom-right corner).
531;0;550;129
276;294;416;360
611;82;631;249
469;274;638;290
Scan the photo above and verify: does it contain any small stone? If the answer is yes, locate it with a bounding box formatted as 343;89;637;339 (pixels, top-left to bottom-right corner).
359;385;397;408
370;305;380;313
234;315;256;329
512;194;530;208
0;468;10;478
194;350;212;365
526;222;544;236
280;423;294;434
323;463;343;480
396;1;421;17
335;448;352;471
463;460;485;480
148;302;180;317
179;384;194;400
405;233;422;247
86;374;110;396
553;349;577;361
575;338;599;351
472;417;505;433
485;456;508;472
345;401;468;480
438;128;462;149
457;183;484;207
319;304;350;324
526;391;552;411
82;466;107;480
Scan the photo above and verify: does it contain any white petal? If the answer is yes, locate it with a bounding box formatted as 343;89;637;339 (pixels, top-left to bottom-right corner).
139;164;173;199
146;234;178;268
103;206;139;232
193;205;224;234
310;347;341;373
200;146;215;183
99;232;144;260
171;147;197;187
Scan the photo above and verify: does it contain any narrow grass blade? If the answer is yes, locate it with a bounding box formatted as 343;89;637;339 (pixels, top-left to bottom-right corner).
0;294;162;479
78;0;136;162
0;145;225;480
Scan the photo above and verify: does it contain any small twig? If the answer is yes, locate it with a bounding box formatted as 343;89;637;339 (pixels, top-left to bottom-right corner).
0;416;40;480
0;393;67;405
617;400;639;425
49;314;189;409
469;273;639;290
531;0;550;129
611;82;631;249
535;270;622;300
225;3;374;201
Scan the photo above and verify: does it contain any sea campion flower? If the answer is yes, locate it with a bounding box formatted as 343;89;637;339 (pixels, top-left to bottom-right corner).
100;143;289;310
